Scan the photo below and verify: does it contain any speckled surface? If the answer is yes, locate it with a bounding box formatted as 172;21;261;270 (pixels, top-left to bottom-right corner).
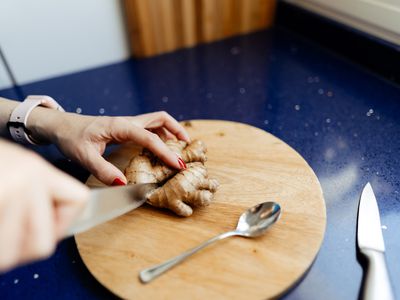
0;27;399;299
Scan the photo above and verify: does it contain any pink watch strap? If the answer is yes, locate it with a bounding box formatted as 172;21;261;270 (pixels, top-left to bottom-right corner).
8;95;65;145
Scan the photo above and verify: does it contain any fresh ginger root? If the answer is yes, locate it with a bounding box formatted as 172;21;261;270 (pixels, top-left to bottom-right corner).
148;162;219;216
125;139;219;216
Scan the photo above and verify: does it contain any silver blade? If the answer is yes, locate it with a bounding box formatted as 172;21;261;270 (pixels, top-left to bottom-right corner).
66;183;157;237
357;182;385;252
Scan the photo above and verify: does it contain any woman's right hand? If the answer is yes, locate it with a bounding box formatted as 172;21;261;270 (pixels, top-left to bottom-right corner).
0;140;89;272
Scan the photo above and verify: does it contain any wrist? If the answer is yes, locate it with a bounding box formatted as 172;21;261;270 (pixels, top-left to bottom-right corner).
7;96;65;145
26;107;66;144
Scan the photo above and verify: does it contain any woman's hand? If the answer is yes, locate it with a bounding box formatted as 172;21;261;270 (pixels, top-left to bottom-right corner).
28;110;190;185
0;140;89;272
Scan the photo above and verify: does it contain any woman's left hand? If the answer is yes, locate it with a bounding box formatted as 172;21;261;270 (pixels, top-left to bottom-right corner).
28;110;190;185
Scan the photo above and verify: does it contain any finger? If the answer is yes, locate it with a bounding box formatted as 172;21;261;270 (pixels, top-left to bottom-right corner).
22;187;56;264
140;131;183;169
54;200;87;239
0;192;25;271
131;112;191;143
77;147;127;187
46;166;90;237
18;206;35;266
111;124;183;170
47;165;90;204
151;127;175;142
165;139;187;155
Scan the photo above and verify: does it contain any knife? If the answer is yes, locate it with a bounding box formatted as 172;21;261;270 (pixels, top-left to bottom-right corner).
357;182;394;300
66;183;157;237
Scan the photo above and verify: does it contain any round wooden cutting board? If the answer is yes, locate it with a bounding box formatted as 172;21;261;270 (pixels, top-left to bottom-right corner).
76;120;326;300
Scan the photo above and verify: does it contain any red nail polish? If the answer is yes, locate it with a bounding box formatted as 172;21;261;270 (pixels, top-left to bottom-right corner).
178;158;187;169
112;178;126;186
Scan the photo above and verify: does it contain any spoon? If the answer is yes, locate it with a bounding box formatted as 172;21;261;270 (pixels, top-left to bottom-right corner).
139;201;281;283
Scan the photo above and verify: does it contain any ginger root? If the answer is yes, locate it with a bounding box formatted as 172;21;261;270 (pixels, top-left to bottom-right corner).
125;139;219;217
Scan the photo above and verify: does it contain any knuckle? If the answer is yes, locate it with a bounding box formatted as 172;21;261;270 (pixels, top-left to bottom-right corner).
157;111;170;120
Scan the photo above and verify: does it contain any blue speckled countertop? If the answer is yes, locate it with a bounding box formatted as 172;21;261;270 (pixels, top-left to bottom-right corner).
1;27;399;299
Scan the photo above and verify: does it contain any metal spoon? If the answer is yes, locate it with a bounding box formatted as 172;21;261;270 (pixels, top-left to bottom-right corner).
139;201;281;283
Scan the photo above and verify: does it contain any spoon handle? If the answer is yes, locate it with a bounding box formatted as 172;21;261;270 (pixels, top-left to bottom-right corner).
139;230;238;283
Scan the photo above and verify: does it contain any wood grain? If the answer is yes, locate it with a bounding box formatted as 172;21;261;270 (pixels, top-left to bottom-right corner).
76;120;326;299
124;0;277;57
180;0;197;47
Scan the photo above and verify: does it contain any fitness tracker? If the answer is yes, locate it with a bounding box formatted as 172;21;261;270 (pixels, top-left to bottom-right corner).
7;95;65;145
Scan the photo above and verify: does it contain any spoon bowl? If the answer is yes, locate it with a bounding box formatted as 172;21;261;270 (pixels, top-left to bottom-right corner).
236;202;281;237
140;201;281;283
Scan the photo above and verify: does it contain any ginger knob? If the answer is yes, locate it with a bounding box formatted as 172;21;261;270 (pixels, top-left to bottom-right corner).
125;139;219;216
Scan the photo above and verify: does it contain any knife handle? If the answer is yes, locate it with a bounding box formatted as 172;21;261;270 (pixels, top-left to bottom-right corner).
361;249;394;300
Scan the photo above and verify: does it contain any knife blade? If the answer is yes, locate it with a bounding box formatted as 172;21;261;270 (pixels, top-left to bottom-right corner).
357;182;394;300
66;183;157;237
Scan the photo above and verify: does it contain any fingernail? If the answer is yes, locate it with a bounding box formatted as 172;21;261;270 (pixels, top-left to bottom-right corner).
112;178;126;186
178;157;187;169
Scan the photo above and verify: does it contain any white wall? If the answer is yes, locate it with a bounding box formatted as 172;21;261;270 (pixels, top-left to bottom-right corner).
286;0;400;46
0;0;130;90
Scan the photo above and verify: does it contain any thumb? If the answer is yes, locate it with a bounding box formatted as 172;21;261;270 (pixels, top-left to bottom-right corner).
82;148;127;186
47;166;90;238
